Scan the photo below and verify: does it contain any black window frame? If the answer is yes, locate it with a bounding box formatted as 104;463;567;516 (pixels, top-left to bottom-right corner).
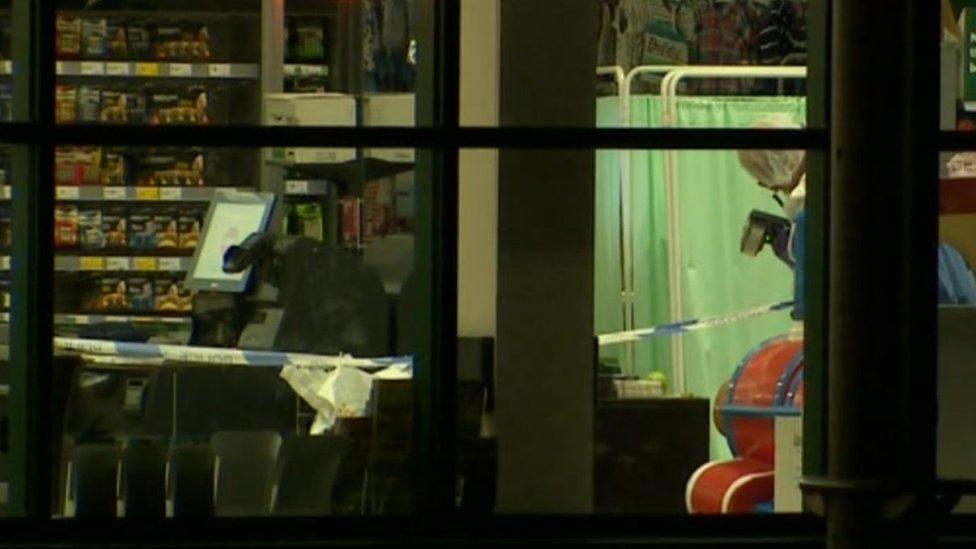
0;0;848;546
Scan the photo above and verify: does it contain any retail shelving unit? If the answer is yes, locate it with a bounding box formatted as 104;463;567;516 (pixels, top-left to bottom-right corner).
50;1;264;335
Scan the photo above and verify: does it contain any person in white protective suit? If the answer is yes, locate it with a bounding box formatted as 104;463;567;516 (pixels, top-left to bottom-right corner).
736;114;807;335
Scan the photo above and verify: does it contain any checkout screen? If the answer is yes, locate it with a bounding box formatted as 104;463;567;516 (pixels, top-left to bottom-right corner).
194;202;269;287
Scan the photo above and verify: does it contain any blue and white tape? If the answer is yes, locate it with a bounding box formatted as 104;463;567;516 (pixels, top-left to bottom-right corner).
53;337;413;370
597;301;794;346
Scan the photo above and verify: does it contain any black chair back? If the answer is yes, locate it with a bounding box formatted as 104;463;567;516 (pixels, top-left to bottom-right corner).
168;442;215;517
211;430;282;516
270;435;348;516
69;443;120;518
120;437;166;518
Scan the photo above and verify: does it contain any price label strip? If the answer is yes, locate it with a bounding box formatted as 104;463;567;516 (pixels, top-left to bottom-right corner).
132;257;157;271
208;63;232;78
80;61;105;76
79;257;107;271
135;187;160;201
159;188;183;201
103;187;128;200
105;62;131;76
157;257;183;271
169;63;192;77
135;63;160;77
56;186;81;200
105;257;131;271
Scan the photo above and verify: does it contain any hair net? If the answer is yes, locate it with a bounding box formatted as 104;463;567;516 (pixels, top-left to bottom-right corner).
737;115;805;189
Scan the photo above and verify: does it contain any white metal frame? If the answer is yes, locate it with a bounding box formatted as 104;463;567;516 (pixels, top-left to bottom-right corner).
611;65;807;390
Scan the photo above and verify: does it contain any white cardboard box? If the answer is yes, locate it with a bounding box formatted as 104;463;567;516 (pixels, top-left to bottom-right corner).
774;416;803;513
264;93;357;164
362;93;416;163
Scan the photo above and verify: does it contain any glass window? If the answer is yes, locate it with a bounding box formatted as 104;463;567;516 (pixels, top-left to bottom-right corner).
50;146;425;518
457;145;811;515
937;150;976;514
44;0;430;522
52;0;421;128
462;0;812;128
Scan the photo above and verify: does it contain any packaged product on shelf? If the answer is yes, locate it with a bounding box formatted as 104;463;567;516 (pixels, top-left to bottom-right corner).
0;17;10;60
294;19;326;60
154;208;179;249
55;147;102;186
126;20;152;59
100;151;129;186
0;278;9;311
393;170;414;231
178;206;203;250
78;85;102;123
126;88;148;125
177;279;194;312
136;150;205;186
339;197;363;249
0;86;13;123
78;207;106;251
98;276;128;312
159;152;205;187
82;17;108;58
153;276;182;312
152;24;182;60
106;18;128;59
102;206;128;249
152;23;211;61
128;206;158;250
293;202;324;242
55;205;80;249
56;15;82;58
149;86;209;125
99;88;129;124
128;276;155;312
363;178;394;240
56;85;78;124
0;206;11;251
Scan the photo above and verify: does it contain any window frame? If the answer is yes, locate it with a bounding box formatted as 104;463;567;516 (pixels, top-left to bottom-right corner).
0;0;838;544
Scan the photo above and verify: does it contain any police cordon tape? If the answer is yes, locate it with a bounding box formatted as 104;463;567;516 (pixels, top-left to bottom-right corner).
597;301;794;346
53;337;413;370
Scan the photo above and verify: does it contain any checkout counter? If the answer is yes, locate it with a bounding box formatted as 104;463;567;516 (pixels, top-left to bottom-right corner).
49;190;494;518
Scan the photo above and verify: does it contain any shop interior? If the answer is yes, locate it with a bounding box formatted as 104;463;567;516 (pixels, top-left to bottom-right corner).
0;0;970;521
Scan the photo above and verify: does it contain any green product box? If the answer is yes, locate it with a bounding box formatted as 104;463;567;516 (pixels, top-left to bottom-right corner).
960;8;976;109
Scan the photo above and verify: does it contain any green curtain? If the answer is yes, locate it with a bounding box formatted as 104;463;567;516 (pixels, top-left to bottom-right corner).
595;95;805;460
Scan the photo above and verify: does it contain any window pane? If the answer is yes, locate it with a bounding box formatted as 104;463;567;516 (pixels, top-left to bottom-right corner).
2;0;22;517
459;145;812;514
53;0;424;127
0;144;14;516
50;145;426;518
946;0;967;130
461;0;813;128
938;151;976;514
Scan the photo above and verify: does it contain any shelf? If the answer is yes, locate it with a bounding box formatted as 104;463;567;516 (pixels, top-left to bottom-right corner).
284;179;331;196
54;255;193;272
284;64;330;77
56;61;259;80
0;255;195;272
0;312;191;325
54;186;241;202
0;255;192;272
55;313;192;326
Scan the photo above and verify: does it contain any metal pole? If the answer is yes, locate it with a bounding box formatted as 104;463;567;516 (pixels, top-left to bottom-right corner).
821;0;938;546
